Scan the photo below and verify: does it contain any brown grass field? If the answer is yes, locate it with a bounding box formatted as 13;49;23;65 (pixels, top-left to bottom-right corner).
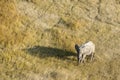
0;0;120;80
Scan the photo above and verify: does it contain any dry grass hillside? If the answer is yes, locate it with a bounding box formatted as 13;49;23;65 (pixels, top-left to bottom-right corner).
0;0;120;80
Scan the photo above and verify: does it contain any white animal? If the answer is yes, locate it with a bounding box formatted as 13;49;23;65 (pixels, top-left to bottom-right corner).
75;41;95;63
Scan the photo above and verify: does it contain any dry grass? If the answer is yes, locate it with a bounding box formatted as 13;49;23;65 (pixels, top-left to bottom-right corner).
0;0;38;49
0;0;120;80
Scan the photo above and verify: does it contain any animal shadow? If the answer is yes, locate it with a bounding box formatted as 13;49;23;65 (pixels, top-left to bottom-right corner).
25;46;76;60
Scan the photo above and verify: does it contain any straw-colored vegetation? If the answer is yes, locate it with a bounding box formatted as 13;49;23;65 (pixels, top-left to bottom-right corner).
0;0;120;80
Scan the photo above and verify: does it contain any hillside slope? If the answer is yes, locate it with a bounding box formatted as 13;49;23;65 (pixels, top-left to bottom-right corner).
0;0;120;80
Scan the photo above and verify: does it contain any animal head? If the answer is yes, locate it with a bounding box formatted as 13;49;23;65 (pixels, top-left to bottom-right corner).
75;44;79;54
75;44;80;61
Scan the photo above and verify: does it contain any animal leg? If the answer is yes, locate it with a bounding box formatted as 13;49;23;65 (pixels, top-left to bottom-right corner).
78;58;81;64
90;53;94;62
81;55;86;63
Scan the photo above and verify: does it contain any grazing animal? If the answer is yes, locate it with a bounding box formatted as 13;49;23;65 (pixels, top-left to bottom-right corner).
75;41;95;63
